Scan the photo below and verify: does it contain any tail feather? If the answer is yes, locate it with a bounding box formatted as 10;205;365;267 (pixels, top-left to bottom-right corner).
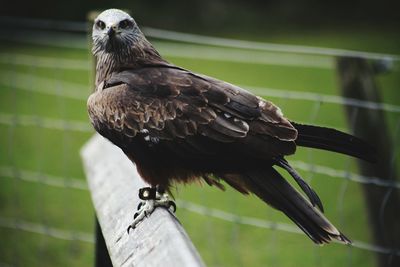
292;122;376;163
275;157;324;213
244;168;351;245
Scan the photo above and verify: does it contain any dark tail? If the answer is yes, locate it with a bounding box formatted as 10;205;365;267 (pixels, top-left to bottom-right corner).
292;122;376;163
275;157;324;212
244;168;351;245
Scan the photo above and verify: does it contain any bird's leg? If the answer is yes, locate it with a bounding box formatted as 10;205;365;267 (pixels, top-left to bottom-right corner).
127;186;176;233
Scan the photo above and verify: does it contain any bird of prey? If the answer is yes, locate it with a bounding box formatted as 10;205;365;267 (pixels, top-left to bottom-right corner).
88;9;375;244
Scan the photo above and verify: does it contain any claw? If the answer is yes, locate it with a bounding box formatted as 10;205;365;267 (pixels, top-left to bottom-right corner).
168;200;177;212
127;187;177;232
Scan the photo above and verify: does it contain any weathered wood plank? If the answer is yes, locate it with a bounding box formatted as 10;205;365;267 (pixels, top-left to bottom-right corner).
81;134;205;267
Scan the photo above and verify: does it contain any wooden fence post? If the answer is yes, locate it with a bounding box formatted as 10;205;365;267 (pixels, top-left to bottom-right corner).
95;217;113;267
336;57;400;267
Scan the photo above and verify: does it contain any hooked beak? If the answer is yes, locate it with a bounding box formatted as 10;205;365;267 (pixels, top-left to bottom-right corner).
107;27;115;38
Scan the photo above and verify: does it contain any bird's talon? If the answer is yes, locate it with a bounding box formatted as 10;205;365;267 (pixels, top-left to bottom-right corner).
168;201;177;212
127;187;176;232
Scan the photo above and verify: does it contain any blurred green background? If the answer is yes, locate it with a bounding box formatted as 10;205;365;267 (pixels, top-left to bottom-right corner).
0;1;399;267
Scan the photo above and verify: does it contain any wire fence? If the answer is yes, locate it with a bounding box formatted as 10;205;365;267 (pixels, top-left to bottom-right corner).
0;16;399;267
1;166;399;257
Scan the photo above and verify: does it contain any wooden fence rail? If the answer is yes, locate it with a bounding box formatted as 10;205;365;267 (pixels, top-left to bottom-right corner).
81;134;205;267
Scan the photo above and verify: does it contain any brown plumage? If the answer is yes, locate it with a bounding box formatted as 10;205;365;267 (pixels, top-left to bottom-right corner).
88;9;375;245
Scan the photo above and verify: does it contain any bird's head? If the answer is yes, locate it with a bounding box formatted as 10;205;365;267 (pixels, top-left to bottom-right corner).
92;9;141;55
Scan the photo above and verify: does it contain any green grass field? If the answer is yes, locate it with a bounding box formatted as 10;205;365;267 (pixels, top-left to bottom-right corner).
0;27;399;267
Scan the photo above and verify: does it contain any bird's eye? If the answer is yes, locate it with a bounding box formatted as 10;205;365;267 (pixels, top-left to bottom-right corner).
96;20;105;30
119;19;132;29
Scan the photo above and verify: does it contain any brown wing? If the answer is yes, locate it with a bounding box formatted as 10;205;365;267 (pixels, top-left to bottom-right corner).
88;66;297;160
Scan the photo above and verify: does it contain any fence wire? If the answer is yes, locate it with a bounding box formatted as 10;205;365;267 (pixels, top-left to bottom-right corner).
1;166;399;257
0;16;399;267
1;16;399;61
1;55;399;113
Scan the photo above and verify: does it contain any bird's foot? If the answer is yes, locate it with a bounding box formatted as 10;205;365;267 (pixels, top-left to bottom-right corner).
127;187;176;233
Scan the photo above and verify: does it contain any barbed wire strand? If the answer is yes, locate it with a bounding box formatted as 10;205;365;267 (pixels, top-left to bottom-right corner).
0;44;333;69
1;55;399;113
0;217;94;243
1;198;398;257
176;201;400;257
0;166;88;190
0;113;93;132
0;70;88;100
1;166;399;257
0;129;399;189
1;16;399;61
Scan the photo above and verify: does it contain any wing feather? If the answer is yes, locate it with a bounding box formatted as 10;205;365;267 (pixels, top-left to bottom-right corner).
88;65;297;156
